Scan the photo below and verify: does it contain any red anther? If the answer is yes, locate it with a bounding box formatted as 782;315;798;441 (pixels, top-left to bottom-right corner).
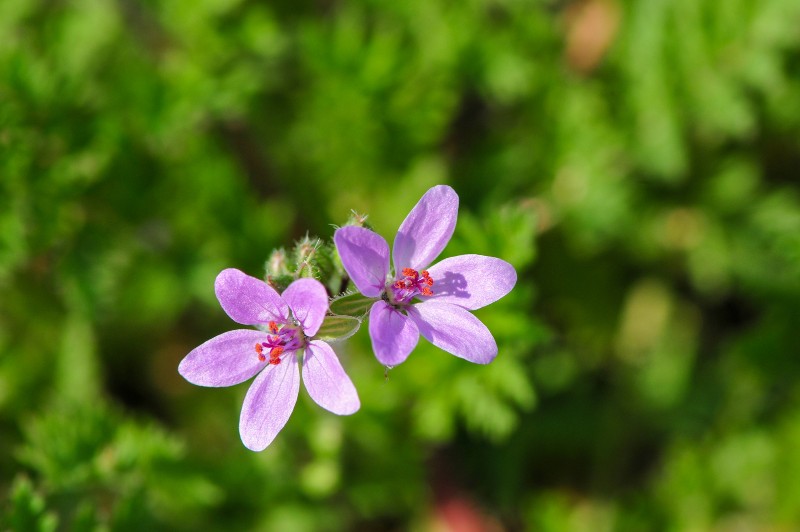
256;343;267;362
270;346;284;358
390;266;436;301
268;321;279;334
268;345;283;365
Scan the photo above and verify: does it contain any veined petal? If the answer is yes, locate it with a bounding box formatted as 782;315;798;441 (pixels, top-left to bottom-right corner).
368;301;419;366
334;226;389;297
239;354;300;451
215;268;289;325
422;254;517;310
302;340;360;415
393;185;458;273
282;278;329;336
178;329;267;387
407;301;497;364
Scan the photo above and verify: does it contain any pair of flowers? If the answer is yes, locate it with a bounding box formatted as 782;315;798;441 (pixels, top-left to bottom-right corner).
179;185;517;451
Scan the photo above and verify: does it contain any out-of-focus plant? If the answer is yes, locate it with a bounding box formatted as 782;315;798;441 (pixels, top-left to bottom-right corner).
2;0;800;529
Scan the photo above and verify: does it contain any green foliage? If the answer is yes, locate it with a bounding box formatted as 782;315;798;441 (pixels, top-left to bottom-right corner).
9;402;220;530
3;477;57;532
1;0;800;529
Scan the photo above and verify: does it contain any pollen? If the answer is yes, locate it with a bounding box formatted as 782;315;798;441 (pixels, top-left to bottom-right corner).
269;346;284;358
268;321;279;334
255;343;266;362
268;345;284;365
390;266;435;303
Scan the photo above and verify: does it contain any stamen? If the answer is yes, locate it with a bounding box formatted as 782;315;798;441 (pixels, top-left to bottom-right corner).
268;345;284;365
270;348;282;364
255;343;266;362
269;346;284;358
255;322;304;366
388;266;435;304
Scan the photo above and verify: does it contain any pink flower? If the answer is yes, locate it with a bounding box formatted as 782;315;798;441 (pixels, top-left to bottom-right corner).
179;269;359;451
334;185;517;366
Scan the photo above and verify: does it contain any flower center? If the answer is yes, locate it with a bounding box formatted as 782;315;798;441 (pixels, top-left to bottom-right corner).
386;268;434;306
254;321;304;365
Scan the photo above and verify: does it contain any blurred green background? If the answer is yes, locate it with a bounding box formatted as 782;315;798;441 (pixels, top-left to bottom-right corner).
3;0;800;529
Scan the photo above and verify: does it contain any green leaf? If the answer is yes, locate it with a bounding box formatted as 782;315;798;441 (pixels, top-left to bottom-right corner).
313;316;361;343
329;292;376;317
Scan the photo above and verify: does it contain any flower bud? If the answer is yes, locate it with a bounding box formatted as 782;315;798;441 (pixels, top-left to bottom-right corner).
265;248;291;278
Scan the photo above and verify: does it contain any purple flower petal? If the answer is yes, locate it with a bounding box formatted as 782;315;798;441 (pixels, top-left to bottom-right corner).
334;226;390;297
393;185;458;273
239;354;300;451
421;254;517;310
282;278;329;336
407;301;497;364
368;301;419;366
302;340;360;415
215;268;289;325
178;329;268;387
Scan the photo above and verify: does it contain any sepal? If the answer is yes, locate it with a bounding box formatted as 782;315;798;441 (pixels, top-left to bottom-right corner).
312;315;361;343
345;210;372;230
329;291;376;317
293;236;325;279
265;248;291;277
266;274;294;293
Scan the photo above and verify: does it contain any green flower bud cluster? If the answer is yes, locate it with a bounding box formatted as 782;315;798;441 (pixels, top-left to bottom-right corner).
264;236;339;294
262;215;374;342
